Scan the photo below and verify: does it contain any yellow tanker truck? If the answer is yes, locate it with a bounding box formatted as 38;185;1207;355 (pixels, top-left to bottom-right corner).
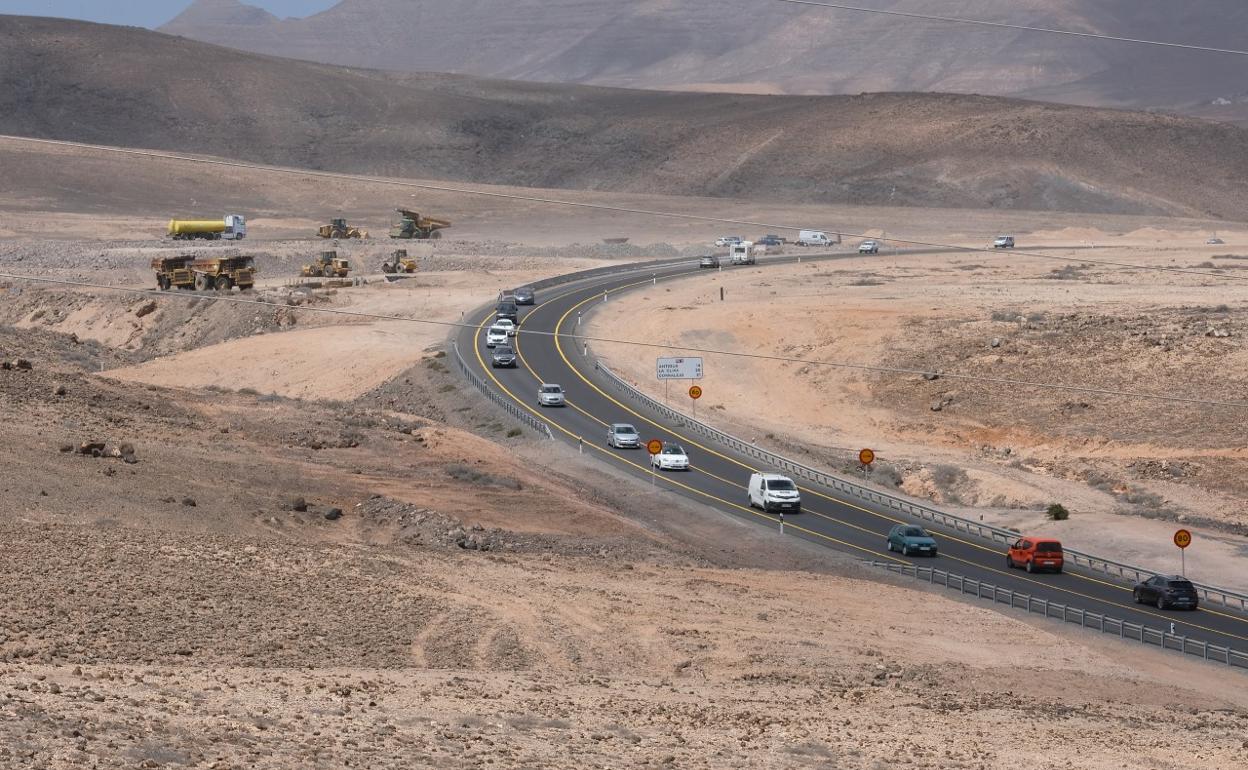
167;214;247;241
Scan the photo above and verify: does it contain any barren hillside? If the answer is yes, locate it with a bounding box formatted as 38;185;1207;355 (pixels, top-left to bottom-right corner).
5;15;1248;217
161;0;1248;122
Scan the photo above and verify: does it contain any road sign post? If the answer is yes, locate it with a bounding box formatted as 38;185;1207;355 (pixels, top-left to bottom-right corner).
1174;528;1192;575
647;439;663;487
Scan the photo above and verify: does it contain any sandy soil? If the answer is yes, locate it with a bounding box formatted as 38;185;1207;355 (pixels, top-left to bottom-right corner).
589;233;1248;591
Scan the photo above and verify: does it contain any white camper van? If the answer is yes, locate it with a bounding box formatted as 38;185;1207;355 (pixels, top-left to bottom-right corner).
730;241;755;265
748;473;802;513
796;230;832;247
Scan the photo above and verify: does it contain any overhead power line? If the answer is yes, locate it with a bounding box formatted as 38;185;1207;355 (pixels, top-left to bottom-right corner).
3;269;1247;411
2;134;1244;284
774;0;1248;57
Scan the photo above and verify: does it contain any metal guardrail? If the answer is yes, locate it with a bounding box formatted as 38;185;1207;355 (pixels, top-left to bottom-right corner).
592;360;1248;613
450;341;553;440
867;560;1248;669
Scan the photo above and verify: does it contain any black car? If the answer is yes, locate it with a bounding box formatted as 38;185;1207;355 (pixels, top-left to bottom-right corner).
491;345;517;368
757;235;783;247
698;255;720;268
1133;575;1200;610
514;286;536;305
496;300;519;323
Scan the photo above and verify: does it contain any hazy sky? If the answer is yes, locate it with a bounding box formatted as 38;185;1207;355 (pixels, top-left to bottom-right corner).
0;1;339;28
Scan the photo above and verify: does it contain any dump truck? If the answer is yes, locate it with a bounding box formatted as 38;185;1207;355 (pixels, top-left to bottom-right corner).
167;214;247;241
301;250;351;278
151;255;257;291
380;249;419;274
389;209;450;240
317;218;367;239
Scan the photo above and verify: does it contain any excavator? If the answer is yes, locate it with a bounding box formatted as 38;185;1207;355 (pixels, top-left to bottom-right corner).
389;208;451;240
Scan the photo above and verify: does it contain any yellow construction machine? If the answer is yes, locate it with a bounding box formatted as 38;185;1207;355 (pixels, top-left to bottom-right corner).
301;250;351;278
380;249;419;274
317;217;368;239
389;208;450;239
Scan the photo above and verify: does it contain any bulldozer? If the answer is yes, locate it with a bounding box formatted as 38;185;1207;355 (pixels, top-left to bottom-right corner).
301;250;351;278
380;249;419;274
389;208;451;240
317;217;368;239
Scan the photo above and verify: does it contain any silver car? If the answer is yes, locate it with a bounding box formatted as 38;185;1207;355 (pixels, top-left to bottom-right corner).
538;383;565;407
607;423;640;448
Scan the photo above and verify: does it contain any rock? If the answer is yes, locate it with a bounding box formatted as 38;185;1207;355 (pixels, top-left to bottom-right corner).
77;442;106;456
58;443;74;453
324;508;343;521
290;497;308;512
134;301;158;318
930;400;944;412
181;497;197;508
922;372;940;381
52;383;67;397
989;338;1002;348
118;443;138;464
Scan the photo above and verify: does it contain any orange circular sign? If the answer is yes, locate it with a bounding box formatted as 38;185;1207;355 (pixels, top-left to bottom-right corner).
859;448;876;465
647;439;664;455
689;385;703;400
1174;529;1192;549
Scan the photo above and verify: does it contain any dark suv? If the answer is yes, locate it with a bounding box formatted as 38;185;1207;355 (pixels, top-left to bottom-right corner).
496;299;519;323
757;235;783;247
1133;575;1200;610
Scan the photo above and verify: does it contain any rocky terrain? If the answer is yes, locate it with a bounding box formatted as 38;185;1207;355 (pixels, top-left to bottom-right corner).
161;0;1248;123
6;16;1248;216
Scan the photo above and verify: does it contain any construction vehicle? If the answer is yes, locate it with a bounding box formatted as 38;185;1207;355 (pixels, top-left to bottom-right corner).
317;218;368;240
301;250;351;278
151;255;257;291
167;214;247;241
380;249;419;274
389;209;451;240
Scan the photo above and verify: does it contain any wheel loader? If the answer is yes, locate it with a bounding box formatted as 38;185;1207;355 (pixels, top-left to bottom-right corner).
301;251;351;278
388;208;450;240
317;217;368;239
380;249;419;274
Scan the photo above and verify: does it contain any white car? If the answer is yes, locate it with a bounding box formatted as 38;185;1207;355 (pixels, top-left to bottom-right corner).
538;383;565;407
858;240;880;254
493;318;517;336
993;235;1015;248
652;443;690;471
714;236;742;247
485;325;508;348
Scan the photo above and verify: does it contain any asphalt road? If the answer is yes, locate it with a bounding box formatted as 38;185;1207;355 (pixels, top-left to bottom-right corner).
455;251;1248;658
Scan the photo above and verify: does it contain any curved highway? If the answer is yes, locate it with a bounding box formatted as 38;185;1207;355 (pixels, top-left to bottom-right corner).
455;254;1248;657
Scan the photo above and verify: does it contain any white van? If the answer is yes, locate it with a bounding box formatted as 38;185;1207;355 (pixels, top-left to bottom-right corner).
748;473;801;513
730;241;755;265
796;230;832;247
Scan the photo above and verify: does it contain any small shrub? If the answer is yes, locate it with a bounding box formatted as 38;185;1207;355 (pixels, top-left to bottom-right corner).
237;387;259;396
1046;503;1070;521
506;427;522;438
990;310;1022;323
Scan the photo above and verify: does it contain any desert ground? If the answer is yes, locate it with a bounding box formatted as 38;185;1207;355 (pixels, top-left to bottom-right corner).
590;229;1248;591
4;158;1248;766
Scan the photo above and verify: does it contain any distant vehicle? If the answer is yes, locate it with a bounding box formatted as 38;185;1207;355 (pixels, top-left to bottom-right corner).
607;423;640;449
514;286;536;305
858;240;880;254
493;318;517;336
496;300;519;323
1133;575;1199;610
698;255;720;269
757;235;783;247
993;235;1015;248
167;214;247;241
490;345;517;368
715;236;743;247
1207;237;1225;245
796;230;833;247
1006;537;1063;573
886;525;938;556
485;325;509;348
730;241;755;265
764;234;786;243
651;443;690;471
537;383;566;407
747;473;801;513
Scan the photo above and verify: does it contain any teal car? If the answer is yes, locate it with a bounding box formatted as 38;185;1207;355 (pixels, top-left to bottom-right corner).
886;524;938;557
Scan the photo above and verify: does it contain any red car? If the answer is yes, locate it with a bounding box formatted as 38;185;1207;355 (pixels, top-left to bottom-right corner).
1006;537;1064;574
